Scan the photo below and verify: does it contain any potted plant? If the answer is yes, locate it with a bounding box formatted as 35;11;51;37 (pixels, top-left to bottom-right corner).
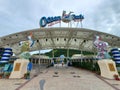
4;72;10;79
113;74;120;80
0;72;4;79
24;71;30;79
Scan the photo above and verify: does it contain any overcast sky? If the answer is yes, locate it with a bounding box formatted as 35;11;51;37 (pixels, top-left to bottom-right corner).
0;0;120;37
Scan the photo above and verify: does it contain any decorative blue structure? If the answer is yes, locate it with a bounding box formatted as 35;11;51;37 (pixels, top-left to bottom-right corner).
111;48;120;64
3;63;13;72
60;55;65;63
0;48;13;63
27;62;32;71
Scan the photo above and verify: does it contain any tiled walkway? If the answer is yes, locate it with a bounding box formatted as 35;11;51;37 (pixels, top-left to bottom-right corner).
0;65;120;90
17;66;120;90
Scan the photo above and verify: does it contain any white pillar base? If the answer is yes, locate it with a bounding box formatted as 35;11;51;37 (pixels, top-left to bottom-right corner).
98;59;119;79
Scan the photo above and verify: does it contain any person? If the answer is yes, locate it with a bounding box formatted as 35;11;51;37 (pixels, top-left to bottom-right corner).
62;61;64;67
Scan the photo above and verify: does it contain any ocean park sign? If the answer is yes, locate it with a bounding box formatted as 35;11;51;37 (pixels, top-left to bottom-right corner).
40;11;84;27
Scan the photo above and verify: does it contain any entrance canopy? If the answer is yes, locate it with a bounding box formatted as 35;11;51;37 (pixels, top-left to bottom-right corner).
0;28;120;55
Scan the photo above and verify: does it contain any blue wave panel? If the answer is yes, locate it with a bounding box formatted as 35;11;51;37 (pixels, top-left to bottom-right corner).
113;56;120;58
3;52;12;56
111;48;120;64
115;61;120;64
0;48;12;63
1;57;10;60
4;50;12;53
4;48;12;51
113;54;120;56
112;52;119;54
0;60;8;63
111;48;118;51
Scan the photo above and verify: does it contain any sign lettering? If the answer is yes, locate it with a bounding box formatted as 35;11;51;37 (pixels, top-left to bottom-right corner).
40;11;84;27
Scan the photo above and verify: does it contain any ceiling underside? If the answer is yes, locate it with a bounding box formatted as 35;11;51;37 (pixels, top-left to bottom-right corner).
0;28;120;55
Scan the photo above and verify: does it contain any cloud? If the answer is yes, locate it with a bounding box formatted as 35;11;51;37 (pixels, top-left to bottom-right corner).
0;0;54;36
0;0;120;37
90;0;120;36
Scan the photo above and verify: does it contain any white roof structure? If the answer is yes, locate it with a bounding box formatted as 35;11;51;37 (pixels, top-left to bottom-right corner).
71;54;84;59
0;27;120;55
31;55;49;59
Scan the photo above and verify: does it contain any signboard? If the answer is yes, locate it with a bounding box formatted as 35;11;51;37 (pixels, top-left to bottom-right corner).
108;63;115;71
40;11;84;27
14;63;21;71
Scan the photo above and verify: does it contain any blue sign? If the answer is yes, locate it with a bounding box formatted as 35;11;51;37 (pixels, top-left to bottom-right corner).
40;16;61;27
40;12;84;27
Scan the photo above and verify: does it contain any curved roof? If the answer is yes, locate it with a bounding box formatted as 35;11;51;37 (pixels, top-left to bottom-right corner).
0;28;120;55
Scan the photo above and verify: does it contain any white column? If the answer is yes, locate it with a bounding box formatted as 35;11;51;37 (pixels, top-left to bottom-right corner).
67;49;69;58
52;49;54;58
39;50;40;65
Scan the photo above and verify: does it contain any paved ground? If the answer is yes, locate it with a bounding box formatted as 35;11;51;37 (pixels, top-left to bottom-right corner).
0;65;120;90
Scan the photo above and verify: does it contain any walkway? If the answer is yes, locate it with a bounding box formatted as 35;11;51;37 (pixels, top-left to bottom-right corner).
16;66;120;90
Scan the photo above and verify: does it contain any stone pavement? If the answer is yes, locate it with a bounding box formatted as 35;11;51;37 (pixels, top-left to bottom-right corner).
17;66;120;90
0;65;120;90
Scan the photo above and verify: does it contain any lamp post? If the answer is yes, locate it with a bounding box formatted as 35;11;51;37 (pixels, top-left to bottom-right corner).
79;14;84;28
37;40;41;74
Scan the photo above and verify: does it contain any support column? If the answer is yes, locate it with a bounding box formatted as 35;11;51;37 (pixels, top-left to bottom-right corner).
81;49;83;63
52;49;54;58
67;48;69;58
35;59;37;64
59;21;61;27
36;40;42;65
38;50;41;65
80;21;83;28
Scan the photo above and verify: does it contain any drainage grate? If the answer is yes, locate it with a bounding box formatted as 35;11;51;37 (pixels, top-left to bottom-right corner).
53;75;59;77
54;72;58;74
73;75;76;77
70;72;75;74
34;74;38;77
40;71;43;73
77;76;80;78
73;75;80;78
14;83;23;85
